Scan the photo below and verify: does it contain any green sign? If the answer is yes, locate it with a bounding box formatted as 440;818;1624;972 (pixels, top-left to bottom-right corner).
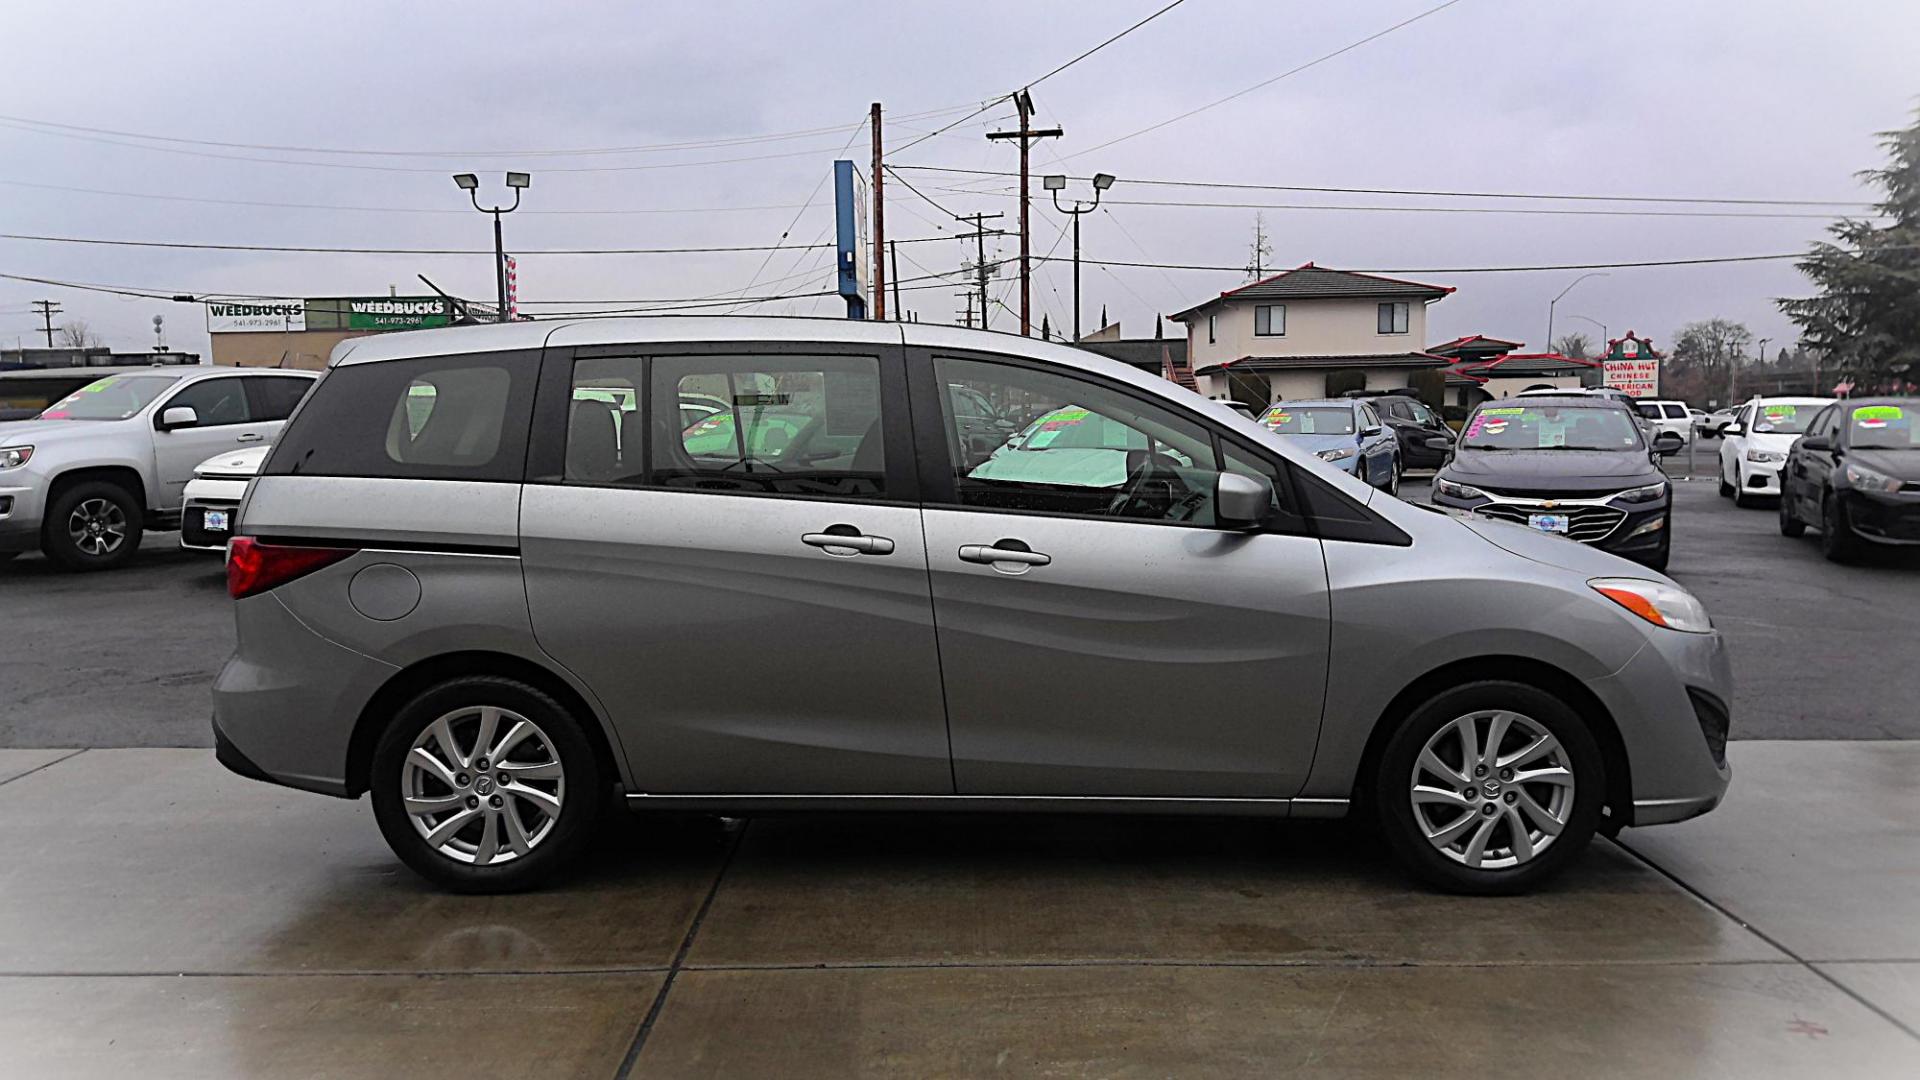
346;296;453;330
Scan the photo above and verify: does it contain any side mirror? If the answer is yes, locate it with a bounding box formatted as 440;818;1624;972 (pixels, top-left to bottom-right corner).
158;406;199;431
1801;435;1830;452
1723;424;1744;437
1652;431;1684;453
1215;471;1273;529
1360;425;1384;437
1424;435;1454;451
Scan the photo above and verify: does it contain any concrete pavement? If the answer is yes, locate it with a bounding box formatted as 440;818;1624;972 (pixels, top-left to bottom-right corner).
0;743;1914;1078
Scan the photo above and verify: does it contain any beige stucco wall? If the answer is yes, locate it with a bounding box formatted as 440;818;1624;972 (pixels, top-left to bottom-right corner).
208;329;375;370
1183;296;1432;370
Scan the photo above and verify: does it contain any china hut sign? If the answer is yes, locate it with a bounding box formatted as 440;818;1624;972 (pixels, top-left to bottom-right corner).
1601;332;1663;397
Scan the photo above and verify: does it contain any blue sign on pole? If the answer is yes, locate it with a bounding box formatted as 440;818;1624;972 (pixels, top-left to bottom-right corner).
834;160;868;320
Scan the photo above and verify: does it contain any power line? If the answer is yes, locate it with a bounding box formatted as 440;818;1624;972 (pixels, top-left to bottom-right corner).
891;165;1876;208
1027;0;1190;90
0;231;950;256
0;104;979;160
1066;0;1471;159
1100;199;1865;221
886;167;971;223
0;178;811;217
1034;251;1854;274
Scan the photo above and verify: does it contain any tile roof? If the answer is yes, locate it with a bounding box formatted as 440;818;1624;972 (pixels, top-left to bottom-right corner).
1194;351;1450;375
1171;263;1454;320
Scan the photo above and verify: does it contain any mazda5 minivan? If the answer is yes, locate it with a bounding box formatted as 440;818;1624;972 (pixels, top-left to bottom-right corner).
213;318;1732;895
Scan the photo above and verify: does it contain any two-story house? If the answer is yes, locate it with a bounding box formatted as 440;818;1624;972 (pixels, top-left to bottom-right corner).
1168;263;1455;407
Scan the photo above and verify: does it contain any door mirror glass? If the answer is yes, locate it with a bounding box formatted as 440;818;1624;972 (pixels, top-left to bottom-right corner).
1723;424;1743;437
159;406;199;430
1361;425;1383;437
1215;471;1273;528
1652;431;1684;453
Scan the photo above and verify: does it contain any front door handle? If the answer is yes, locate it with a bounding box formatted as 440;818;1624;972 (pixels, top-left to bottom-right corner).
958;541;1052;570
802;526;895;557
236;433;265;443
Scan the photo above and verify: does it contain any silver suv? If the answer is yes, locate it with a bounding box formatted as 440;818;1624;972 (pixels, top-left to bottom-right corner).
212;318;1732;895
0;367;316;570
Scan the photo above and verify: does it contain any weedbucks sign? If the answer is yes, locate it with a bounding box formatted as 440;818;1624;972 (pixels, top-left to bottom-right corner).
347;296;453;330
206;300;305;333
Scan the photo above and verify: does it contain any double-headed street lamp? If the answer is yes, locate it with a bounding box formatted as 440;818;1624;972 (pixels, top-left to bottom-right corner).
453;171;530;322
1042;172;1115;342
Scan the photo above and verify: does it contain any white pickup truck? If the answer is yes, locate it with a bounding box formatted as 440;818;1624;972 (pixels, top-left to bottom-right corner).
0;367;316;571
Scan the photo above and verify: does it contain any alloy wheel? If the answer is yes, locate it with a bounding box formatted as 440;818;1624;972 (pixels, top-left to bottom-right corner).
1409;710;1575;870
403;706;566;866
67;498;128;557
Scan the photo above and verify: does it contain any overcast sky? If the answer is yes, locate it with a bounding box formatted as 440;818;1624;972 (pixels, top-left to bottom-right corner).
1;0;1915;363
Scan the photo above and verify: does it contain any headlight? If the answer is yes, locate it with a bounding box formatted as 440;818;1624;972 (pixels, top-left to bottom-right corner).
1844;462;1903;494
1589;577;1713;634
1613;482;1667;504
1317;446;1358;462
1433;477;1486;501
1745;449;1785;464
0;445;32;470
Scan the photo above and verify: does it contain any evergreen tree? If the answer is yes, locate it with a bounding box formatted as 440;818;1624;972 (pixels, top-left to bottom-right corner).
1779;109;1920;389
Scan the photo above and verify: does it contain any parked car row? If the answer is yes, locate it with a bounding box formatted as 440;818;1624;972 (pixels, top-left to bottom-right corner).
1708;395;1920;563
0;367;317;569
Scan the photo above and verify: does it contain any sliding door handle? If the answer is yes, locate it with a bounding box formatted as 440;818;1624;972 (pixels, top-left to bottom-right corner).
958;542;1051;568
802;530;895;557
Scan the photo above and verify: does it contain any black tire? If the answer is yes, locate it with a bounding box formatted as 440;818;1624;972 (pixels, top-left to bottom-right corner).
0;551;18;564
1779;492;1806;538
1384;454;1401;495
41;480;143;572
1718;467;1734;498
1731;466;1759;508
371;675;605;893
1375;681;1605;895
1821;494;1861;564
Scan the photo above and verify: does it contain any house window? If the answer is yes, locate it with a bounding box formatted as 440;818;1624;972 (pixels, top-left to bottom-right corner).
1207;314;1217;345
1377;302;1410;335
1254;304;1285;336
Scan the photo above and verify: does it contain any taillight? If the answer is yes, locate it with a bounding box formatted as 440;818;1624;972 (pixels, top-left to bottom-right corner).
226;537;357;599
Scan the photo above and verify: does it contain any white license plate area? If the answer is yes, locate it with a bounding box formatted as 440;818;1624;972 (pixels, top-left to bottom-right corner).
1527;512;1569;534
203;509;230;532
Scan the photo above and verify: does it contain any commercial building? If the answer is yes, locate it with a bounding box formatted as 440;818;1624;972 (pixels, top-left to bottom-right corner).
1168;264;1455;409
205;296;459;369
1;347;200;370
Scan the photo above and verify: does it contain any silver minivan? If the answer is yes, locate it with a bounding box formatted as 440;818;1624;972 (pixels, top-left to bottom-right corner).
212;318;1732;895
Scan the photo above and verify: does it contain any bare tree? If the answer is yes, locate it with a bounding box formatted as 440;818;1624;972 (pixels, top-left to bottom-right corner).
1553;332;1592;359
56;320;102;349
1244;213;1273;280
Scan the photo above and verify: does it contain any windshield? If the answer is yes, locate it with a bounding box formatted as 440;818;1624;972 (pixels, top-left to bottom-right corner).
1850;404;1918;450
1751;402;1820;435
38;375;179;420
1259;405;1354;435
1461;404;1644;451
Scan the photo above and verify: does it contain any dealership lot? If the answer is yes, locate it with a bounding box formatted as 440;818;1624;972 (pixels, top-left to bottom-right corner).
1;474;1917;1076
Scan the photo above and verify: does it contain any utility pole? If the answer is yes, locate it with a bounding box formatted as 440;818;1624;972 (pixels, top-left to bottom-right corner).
31;300;61;348
1245;213;1272;279
987;90;1062;336
870;103;887;321
957;290;976;329
956;212;1004;332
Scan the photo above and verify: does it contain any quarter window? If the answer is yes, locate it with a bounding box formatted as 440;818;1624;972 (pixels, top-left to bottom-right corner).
1377;302;1410;335
648;354;888;498
243;375;313;422
933;356;1225;525
1254;304;1285;336
565;356;644;485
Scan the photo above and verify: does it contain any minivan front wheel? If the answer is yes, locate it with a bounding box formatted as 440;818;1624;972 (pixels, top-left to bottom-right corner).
371;676;603;893
1375;681;1604;895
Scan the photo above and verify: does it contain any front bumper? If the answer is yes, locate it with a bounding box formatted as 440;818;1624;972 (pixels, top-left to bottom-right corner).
1585;627;1735;829
0;480;47;552
1841;488;1920;545
1740;459;1785;495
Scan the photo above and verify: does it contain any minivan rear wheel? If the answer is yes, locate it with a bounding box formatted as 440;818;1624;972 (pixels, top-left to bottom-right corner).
1375;681;1604;895
370;676;604;893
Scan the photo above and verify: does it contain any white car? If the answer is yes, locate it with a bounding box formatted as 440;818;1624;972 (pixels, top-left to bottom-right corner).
1633;400;1693;454
180;445;269;551
1697;407;1738;438
1718;396;1834;507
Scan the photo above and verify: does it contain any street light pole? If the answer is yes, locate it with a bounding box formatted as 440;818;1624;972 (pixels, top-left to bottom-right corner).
1546;272;1608;355
1568;314;1607;352
454;172;530;322
1043;172;1114;342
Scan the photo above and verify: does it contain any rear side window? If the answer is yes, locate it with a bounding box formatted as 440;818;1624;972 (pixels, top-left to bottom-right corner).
1662;404;1687;419
243;375;313;422
263;352;537;482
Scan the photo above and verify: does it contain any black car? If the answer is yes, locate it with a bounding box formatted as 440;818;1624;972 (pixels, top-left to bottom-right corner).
1357;390;1455;469
1779;397;1920;562
1430;395;1684;570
